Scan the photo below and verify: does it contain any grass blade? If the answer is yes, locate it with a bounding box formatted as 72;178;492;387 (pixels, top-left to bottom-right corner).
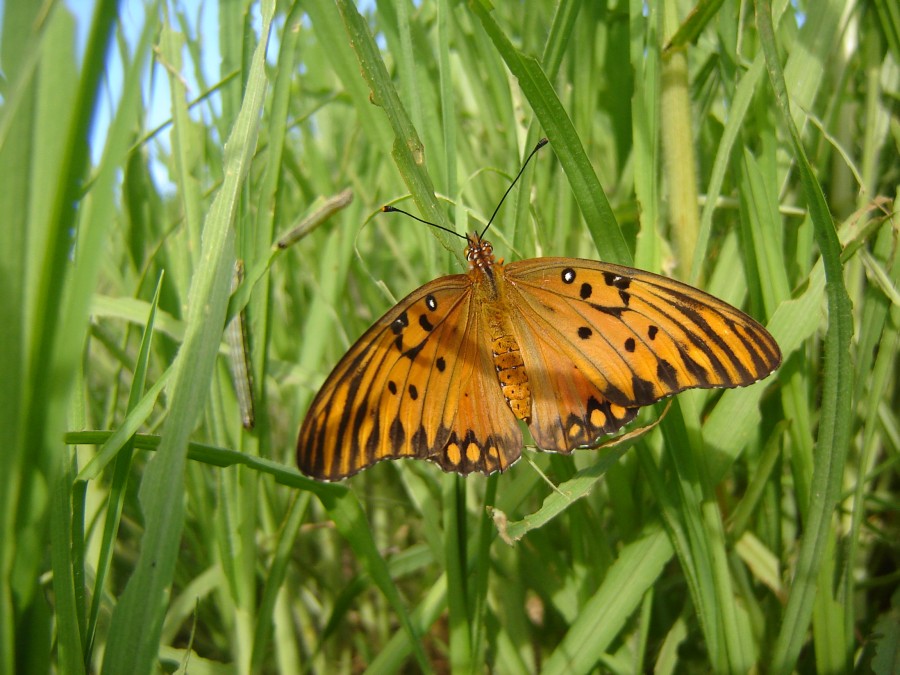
102;3;276;671
756;2;855;672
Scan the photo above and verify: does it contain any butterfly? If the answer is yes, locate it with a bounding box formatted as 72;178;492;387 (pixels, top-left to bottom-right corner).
296;141;782;480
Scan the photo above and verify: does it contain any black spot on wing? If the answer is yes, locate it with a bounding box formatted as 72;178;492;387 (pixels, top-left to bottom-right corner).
402;341;425;361
603;272;631;290
391;311;409;335
411;425;430;453
433;429;509;475
680;350;712;387
589;303;626;318
364;409;382;461
390;418;406;448
599;381;631;407
631;375;657;403
557;396;641;451
656;358;679;390
564;414;585;442
419;314;434;332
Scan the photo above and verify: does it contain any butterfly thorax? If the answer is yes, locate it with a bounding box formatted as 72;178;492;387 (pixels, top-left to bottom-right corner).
464;234;533;421
466;233;504;302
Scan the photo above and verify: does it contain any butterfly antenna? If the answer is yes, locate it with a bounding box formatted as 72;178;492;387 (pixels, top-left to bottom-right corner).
381;205;468;241
480;137;549;239
382;137;548;241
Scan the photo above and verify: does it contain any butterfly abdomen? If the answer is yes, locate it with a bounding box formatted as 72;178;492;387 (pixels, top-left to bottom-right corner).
467;233;535;422
485;305;532;421
491;333;531;420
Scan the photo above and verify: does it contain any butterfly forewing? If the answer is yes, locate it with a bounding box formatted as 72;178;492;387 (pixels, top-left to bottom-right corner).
504;258;782;408
297;276;469;479
297;273;524;480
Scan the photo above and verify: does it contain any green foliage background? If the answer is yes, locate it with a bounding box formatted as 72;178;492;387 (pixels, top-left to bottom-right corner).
2;0;898;672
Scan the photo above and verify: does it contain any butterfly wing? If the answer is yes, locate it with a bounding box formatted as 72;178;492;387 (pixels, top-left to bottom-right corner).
297;274;522;479
426;316;524;474
504;307;641;452
503;258;781;450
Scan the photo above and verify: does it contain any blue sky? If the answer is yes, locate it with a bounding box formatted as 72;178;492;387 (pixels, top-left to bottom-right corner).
62;1;225;185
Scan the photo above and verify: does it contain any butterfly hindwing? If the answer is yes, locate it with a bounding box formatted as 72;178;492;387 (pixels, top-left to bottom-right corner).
427;319;524;473
506;304;641;451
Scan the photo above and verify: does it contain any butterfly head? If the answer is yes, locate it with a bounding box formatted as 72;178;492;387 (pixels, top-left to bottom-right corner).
465;233;497;272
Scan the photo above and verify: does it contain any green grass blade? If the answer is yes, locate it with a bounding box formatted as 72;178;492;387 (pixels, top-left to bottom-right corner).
443;477;472;673
335;0;451;237
470;0;632;265
101;3;276;671
318;488;432;672
20;0;121;671
493;444;631;541
660;2;700;277
0;0;43;666
541;525;673;674
51;454;86;674
250;492;311;673
83;274;164;667
756;2;855;672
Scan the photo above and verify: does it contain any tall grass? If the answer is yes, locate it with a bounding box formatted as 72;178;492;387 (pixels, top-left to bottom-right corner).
3;0;897;672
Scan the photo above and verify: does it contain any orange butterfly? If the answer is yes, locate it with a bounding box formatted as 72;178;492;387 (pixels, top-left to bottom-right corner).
297;141;781;480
